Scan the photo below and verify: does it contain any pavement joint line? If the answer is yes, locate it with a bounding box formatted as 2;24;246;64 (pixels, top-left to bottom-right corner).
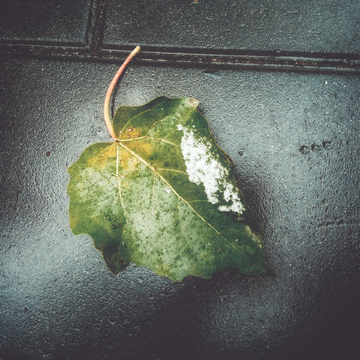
1;0;358;73
90;0;108;53
86;0;102;51
0;43;359;74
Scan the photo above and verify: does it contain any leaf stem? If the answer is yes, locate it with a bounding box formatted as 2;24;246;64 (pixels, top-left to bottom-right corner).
104;46;141;140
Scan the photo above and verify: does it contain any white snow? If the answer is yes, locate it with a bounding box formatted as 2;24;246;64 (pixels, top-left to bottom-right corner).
180;127;244;214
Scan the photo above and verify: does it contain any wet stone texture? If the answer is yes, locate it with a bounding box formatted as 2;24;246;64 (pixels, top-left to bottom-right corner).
104;0;360;54
1;0;360;359
1;59;360;360
0;0;93;44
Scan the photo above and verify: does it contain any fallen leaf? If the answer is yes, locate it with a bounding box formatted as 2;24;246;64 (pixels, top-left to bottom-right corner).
67;48;267;281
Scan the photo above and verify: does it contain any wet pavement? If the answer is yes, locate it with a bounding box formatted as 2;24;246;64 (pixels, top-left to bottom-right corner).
1;1;360;360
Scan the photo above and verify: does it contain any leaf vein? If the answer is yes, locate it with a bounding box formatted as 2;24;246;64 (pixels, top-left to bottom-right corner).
118;141;262;271
120;100;168;136
116;143;128;221
119;137;179;146
89;144;116;167
142;113;175;137
157;168;188;175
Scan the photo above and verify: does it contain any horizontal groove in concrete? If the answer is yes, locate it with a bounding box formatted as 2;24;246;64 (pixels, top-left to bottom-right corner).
1;0;359;74
1;43;359;74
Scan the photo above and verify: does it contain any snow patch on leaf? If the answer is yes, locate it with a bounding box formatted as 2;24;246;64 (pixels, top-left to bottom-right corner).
180;127;244;214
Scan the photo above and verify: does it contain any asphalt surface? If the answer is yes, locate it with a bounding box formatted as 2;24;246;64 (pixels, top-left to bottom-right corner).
1;1;360;360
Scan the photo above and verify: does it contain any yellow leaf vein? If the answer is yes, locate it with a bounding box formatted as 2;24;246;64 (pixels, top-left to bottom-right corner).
117;141;262;271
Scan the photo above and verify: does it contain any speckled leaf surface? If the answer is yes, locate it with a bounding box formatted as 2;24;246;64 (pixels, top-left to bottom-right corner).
68;96;266;281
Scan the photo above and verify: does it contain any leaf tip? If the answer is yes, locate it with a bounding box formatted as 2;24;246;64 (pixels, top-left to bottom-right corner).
188;98;199;108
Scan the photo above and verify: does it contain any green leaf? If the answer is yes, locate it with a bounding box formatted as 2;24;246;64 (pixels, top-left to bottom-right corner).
68;96;267;281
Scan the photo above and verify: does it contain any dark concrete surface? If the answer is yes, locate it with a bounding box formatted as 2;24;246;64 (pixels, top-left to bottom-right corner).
104;0;360;54
0;0;93;45
1;1;360;360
